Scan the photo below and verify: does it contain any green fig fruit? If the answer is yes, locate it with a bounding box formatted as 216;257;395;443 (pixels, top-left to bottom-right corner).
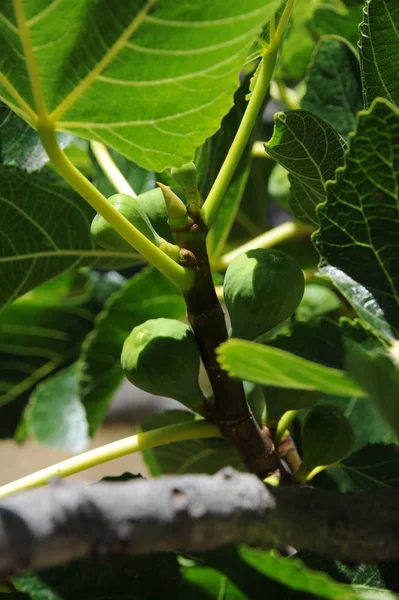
224;248;305;341
121;318;205;410
90;193;164;250
136;188;173;242
301;405;355;469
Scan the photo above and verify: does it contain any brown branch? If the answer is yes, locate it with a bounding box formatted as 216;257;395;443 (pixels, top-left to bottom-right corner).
177;217;279;477
1;468;399;577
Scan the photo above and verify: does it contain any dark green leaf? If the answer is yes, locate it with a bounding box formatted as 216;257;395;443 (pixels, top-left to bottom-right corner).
295;284;341;323
0;102;73;172
0;166;140;308
303;36;363;138
140;411;242;476
266;110;346;225
312;4;363;50
217;338;364;397
360;0;399;108
24;365;89;453
344;321;399;440
79;267;186;436
326;443;399;492
299;551;399;595
314;99;399;335
0;295;95;412
13;554;179;600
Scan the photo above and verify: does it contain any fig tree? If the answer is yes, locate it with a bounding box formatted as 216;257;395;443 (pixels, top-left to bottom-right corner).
121;318;206;411
224;248;305;340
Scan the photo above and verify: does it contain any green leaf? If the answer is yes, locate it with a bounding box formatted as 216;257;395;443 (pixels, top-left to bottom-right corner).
217;338;366;397
0;0;281;171
208;546;399;600
312;4;364;50
319;266;394;341
0;102;73;172
314;99;399;335
326;443;399;492
79;267;186;436
316;395;397;454
265;110;346;225
0;293;95;412
343;321;399;440
302;36;363;138
0;166;141;308
295;284;341;323
13;554;180;600
140;411;242;476
180;566;246;599
299;550;399;595
23;365;89;453
359;0;399;109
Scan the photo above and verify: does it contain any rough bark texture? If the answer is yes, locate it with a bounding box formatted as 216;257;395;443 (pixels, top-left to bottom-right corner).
0;468;398;577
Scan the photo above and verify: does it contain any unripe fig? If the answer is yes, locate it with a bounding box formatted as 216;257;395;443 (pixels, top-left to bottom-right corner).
301;405;355;469
136;188;173;242
224;249;305;341
91;193;164;250
121;318;205;410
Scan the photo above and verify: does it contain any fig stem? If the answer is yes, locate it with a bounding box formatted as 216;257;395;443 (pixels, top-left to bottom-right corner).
201;0;297;229
177;219;280;478
90;141;137;198
37;123;195;292
275;410;299;447
0;420;221;499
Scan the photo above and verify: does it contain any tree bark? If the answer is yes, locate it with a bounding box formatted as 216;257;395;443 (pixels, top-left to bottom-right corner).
0;468;398;577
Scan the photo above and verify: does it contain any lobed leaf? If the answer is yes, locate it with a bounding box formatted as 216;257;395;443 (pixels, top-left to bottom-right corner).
265;110;346;225
314;99;399;335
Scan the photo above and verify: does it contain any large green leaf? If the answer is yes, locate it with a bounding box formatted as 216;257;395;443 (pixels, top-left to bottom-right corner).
265;110;346;225
303;36;363;138
0;0;281;171
314;99;399;334
141;411;243;476
217;338;366;397
359;0;399;109
79;267;186;436
0;166;140;308
0;101;72;172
